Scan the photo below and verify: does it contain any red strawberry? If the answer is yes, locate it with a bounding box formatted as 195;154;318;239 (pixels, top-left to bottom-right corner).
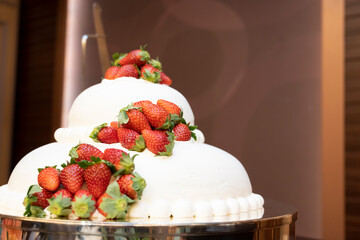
140;101;171;129
159;72;172;86
173;123;191;141
110;121;121;129
140;64;161;83
117;172;146;200
80;159;112;199
117;127;146;152
133;100;152;109
23;185;53;217
71;190;96;218
37;167;60;192
114;64;139;78
69;143;104;162
47;189;73;217
96;182;134;219
157;99;181;116
52;189;73;199
102;148;126;170
103;149;136;174
118;46;150;67
90;123;119;144
60;163;84;194
142;130;174;156
118;104;151;133
104;66;121;80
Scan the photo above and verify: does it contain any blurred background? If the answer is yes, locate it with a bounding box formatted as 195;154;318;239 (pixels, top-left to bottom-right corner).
0;0;351;239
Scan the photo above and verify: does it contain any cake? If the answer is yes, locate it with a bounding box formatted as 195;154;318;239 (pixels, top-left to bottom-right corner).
0;47;264;220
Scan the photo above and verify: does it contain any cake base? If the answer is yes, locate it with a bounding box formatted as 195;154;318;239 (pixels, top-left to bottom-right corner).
0;199;296;240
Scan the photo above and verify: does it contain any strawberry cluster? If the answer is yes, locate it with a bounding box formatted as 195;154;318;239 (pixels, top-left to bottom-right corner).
104;45;172;86
23;144;146;219
90;99;197;156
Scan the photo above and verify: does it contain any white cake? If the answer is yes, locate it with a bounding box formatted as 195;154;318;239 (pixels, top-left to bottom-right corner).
0;77;264;219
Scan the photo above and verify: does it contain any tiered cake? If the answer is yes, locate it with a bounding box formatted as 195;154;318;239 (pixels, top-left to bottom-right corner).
0;48;263;221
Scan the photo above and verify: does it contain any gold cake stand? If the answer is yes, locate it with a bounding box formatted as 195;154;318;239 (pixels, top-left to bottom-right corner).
0;199;297;240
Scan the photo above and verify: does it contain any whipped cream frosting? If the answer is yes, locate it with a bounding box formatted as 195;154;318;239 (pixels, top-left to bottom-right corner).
67;77;194;127
0;77;264;220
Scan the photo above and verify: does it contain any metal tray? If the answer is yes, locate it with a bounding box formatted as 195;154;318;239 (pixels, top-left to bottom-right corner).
0;199;297;239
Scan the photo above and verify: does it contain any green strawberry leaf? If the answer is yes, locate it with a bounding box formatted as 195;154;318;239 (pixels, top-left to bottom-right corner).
23;202;32;217
26;185;41;196
29;206;46;218
37;165;58;173
90;156;102;163
102;159;117;173
188;125;197;131
130;135;146;152
142;69;161;83
78;160;95;169
157;115;172;130
119;153;136;175
61;158;78;169
71;195;96;218
112;52;120;61
69;144;80;159
148;58;162;70
99;197;128;219
191;132;197;141
89;123;108;143
47;194;72;217
113;168;125;178
119;53;127;61
131;172;146;200
106;182;122;199
112;52;127;66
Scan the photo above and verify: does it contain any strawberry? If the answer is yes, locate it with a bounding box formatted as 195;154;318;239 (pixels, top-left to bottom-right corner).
37;166;60;192
140;101;171;129
102;148;126;170
60;162;84;194
102;149;136;174
173;123;192;141
78;158;112;199
159;72;172;86
104;66;121;80
47;189;73;217
133;100;152;109
97;182;134;219
157;99;181;116
114;64;139;78
118;45;150;67
142;130;175;156
69;143;104;162
117;127;146;152
117;172;146;200
52;189;73;199
118;104;151;133
140;64;161;83
23;185;52;217
110;121;121;129
90;123;119;144
71;190;96;218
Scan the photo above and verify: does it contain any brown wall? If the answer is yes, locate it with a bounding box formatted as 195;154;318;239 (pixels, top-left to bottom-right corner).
11;0;66;169
63;0;322;238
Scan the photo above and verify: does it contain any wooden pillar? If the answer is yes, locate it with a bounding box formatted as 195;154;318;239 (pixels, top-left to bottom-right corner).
321;0;345;239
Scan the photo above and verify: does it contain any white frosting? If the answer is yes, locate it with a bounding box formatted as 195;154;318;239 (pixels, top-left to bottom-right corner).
0;77;264;220
67;77;195;127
